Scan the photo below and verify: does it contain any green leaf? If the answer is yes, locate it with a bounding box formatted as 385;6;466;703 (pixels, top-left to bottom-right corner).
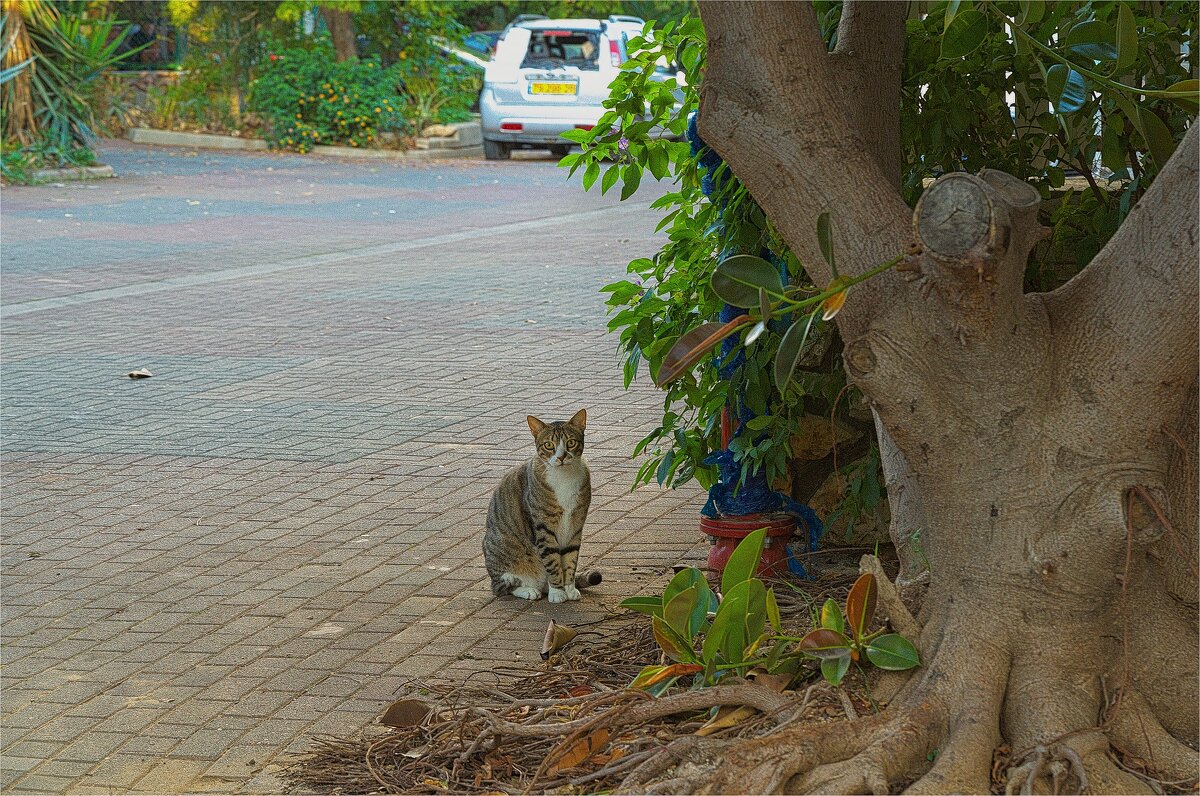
620;164;642;200
711;255;784;309
1162;79;1200;115
619;596;663;618
720;527;766;594
820;598;845;634
798;628;853;660
601;164;620;195
772;310;820;391
559;128;593;143
815;211;836;277
820;654;851;685
1100;119;1127;174
582;160;600;191
664;585;699;641
865;633;921;671
943;0;966;32
941;8;987;59
1137;106;1176;168
652;615;697;663
743;416;773;431
758;287;772;322
647;146;669;180
844;572;878;643
1015;0;1044;26
1046;64;1088;114
1064;21;1116;62
765;588;781;633
664;568;705;605
1115;4;1137;72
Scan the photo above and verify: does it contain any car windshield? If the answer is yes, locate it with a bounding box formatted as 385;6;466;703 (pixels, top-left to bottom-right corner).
521;30;599;71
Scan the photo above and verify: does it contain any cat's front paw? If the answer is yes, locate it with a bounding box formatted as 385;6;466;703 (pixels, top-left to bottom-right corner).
564;584;582;601
513;586;542;601
547;587;568;604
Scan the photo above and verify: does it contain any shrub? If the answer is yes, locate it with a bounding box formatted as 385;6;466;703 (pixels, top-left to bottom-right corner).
249;41;404;152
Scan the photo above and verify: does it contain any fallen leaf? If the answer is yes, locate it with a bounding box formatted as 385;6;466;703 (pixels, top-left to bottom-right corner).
541;620;578;660
695;705;757;736
127;369;153;379
379;698;432;728
547;728;609;774
565;684;595;697
746;668;794;692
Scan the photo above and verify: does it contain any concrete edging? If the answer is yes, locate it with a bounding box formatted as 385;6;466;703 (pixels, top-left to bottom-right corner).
127;125;486;161
128;128;269;151
309;144;484;161
30;165;116;182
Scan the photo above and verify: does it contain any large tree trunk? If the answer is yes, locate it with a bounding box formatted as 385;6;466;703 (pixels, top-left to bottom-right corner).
625;3;1199;793
321;8;357;62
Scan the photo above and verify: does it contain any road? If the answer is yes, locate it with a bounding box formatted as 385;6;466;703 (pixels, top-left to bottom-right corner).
0;141;704;793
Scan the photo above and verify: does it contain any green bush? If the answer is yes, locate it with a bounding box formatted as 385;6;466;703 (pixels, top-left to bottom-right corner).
249;41;404;152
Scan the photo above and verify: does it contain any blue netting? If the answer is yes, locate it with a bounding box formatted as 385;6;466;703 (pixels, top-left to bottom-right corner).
688;112;825;578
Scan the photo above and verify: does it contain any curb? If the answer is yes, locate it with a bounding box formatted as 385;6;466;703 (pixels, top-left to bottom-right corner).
128;128;269;151
30;165;116;182
126;127;484;161
309;144;484;161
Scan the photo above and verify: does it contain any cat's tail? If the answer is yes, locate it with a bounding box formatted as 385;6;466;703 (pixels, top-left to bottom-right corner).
575;570;603;590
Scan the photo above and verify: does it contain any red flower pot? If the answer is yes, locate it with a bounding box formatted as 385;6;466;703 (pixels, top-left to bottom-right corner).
702;513;797;579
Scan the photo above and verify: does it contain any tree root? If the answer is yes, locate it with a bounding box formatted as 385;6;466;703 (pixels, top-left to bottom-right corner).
477;681;794;739
1107;691;1200;783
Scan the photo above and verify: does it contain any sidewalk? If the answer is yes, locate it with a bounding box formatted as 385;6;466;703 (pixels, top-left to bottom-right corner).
0;142;706;793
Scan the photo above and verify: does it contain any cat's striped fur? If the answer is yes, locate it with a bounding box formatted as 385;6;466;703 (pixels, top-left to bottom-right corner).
483;409;601;602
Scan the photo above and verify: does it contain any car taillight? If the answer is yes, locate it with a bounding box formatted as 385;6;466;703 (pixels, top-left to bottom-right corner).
609;39;622;66
501;122;523;131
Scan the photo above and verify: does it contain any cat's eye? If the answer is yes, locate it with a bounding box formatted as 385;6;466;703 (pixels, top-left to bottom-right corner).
567;440;579;449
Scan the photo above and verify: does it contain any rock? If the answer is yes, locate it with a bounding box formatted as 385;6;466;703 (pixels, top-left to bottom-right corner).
421;124;457;138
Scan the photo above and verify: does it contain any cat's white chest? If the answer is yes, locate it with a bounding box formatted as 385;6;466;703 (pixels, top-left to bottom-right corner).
543;460;587;543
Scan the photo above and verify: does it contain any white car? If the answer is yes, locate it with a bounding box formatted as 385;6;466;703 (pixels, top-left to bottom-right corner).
480;15;649;160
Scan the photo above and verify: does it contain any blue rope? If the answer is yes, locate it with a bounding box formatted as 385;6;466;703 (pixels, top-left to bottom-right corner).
688;112;824;578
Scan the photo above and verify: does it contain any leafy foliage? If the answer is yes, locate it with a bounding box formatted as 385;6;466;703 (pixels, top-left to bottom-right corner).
249;40;404;151
560;4;1195;529
620;532;920;693
796;573;921;686
1;3;140;176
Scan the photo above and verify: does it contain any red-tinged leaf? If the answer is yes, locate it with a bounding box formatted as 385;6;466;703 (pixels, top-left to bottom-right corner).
630;663;704;689
652;615;697;663
845;572;878;643
655;316;753;387
798;628;853;660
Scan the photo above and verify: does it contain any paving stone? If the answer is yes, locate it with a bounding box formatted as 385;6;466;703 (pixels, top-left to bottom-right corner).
0;142;707;794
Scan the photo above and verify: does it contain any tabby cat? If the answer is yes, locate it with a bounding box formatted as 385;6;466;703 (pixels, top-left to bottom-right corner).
483;409;602;602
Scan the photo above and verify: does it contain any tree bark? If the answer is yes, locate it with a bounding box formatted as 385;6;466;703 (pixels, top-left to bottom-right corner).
635;2;1200;793
322;8;357;62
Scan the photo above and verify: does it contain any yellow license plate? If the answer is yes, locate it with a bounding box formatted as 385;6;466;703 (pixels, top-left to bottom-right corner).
530;82;577;95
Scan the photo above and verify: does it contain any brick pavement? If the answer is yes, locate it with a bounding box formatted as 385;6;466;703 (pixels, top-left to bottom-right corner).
0;142;706;793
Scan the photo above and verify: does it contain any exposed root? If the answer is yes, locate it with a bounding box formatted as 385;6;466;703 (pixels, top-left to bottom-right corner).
619;713;891;794
1004;742;1089;795
1107;690;1200;783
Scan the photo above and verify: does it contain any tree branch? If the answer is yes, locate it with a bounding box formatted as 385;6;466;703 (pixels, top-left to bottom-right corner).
831;1;909;186
698;0;911;339
1043;125;1199;438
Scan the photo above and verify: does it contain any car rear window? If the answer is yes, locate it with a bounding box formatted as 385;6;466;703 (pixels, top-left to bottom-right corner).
521;30;599;71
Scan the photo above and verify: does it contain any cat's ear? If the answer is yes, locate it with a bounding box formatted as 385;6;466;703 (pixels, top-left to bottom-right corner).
527;415;547;436
568;408;587;431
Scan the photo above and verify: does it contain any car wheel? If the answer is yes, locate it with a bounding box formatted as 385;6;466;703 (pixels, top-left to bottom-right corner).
483;138;511;160
549;144;571;158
